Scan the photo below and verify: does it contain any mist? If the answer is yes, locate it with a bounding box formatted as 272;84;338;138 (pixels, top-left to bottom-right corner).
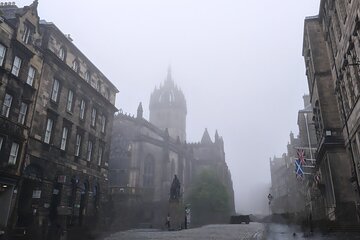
15;0;320;214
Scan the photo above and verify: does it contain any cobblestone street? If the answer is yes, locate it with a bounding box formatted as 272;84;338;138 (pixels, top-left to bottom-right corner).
103;223;360;240
104;223;264;240
265;224;360;240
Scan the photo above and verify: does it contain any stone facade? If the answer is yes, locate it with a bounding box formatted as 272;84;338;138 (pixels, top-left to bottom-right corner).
0;1;118;239
303;0;360;223
270;96;317;218
109;69;235;229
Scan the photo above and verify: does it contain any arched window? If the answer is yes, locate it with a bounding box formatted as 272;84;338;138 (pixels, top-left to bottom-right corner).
171;159;175;178
72;60;79;73
58;47;65;61
143;155;155;187
79;180;89;226
84;71;90;82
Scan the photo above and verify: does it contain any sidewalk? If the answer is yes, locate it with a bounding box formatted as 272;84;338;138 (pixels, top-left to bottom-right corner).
264;223;360;240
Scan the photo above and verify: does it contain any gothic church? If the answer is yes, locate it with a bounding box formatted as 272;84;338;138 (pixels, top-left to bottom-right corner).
109;68;235;228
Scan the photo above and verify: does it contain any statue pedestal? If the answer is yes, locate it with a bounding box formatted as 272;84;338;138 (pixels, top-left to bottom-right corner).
168;200;184;230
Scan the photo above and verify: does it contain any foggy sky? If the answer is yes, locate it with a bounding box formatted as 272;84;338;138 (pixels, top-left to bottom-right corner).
16;0;319;213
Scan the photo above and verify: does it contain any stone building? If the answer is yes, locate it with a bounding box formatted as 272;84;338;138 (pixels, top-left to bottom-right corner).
303;0;360;223
109;69;234;229
0;1;118;239
0;1;43;232
270;96;317;218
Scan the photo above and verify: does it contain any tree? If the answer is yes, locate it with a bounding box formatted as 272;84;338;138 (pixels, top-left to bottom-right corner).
186;170;231;226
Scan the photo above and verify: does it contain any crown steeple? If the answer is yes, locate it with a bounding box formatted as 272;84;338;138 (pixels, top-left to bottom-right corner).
149;67;187;142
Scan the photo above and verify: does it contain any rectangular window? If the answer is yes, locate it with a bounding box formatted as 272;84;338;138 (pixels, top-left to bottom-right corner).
51;79;60;102
80;100;86;120
44;118;53;144
0;137;3;151
75;134;81;156
101;115;106;133
86;140;93;161
91;108;97;127
26;66;36;86
60;127;68;150
0;44;6;66
97;146;103;166
8;142;19;165
22;24;32;44
17;102;28;125
11;56;22;77
66;90;74;112
2;93;12;117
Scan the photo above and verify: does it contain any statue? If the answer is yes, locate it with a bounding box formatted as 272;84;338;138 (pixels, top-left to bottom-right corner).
170;174;181;201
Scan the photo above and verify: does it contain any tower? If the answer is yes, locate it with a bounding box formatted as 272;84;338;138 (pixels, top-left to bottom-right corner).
149;67;187;142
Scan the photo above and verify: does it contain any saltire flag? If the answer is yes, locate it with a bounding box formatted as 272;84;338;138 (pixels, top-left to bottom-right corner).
297;149;306;165
295;159;304;179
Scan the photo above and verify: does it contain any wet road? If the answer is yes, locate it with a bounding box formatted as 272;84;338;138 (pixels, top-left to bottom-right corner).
265;223;360;240
104;223;264;240
104;223;360;240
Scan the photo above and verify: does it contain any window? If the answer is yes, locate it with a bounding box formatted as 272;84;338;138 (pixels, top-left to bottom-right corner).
91;108;97;127
22;24;33;44
18;102;28;125
143;155;155;187
44;118;53;144
66;90;74;112
80;100;86;120
95;81;100;91
84;71;90;82
11;56;22;76
1;93;12;117
59;47;65;61
51;79;60;102
0;44;6;66
8;142;19;165
100;115;106;133
0;137;3;151
75;134;81;156
72;60;79;72
86;140;93;161
60;127;68;150
97;146;103;166
26;66;36;86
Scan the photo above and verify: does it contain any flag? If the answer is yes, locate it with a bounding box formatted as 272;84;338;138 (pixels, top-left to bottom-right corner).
295;159;304;179
297;149;306;165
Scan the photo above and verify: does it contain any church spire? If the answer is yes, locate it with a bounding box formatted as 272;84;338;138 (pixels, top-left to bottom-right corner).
166;65;173;83
201;128;213;145
137;102;143;119
215;130;220;143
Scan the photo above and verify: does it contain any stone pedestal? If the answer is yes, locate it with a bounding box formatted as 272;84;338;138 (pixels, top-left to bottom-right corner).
168;200;184;230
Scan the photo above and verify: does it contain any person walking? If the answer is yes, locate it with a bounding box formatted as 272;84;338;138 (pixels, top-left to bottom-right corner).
165;214;171;230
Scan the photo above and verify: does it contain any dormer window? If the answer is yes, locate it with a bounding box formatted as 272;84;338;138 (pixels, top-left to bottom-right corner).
22;23;34;44
72;60;79;73
84;71;90;82
58;47;65;61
